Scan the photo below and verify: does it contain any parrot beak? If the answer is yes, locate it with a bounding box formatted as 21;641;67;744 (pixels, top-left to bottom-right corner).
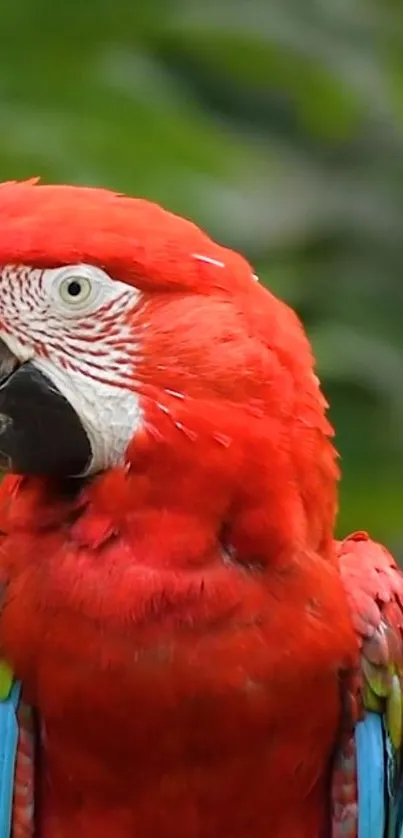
0;338;20;386
0;337;92;476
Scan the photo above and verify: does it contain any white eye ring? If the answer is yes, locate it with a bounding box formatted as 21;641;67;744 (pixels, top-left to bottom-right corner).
58;275;92;306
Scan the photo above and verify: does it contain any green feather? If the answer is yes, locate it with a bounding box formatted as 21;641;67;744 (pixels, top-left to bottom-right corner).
386;674;402;750
0;660;13;701
363;681;383;712
362;657;392;698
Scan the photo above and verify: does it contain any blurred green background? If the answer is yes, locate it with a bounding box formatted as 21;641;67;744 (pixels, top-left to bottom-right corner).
1;0;402;549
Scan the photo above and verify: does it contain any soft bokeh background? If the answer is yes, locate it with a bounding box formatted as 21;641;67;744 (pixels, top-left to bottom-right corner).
1;0;402;550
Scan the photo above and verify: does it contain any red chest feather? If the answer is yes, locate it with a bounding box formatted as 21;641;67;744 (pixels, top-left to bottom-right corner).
0;477;357;838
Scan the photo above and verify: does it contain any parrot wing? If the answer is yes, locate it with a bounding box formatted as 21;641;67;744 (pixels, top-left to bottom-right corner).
332;531;403;838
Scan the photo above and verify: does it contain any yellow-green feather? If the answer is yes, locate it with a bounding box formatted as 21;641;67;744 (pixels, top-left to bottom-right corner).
362;652;403;751
0;659;13;701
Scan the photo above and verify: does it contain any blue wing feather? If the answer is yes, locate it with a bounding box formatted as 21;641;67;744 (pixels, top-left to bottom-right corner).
0;680;20;838
356;712;386;838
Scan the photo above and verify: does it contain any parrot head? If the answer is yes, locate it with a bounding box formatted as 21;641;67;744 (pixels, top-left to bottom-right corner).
0;179;338;563
0;182;356;838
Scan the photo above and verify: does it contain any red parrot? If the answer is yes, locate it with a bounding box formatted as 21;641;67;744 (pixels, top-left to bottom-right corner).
0;179;400;838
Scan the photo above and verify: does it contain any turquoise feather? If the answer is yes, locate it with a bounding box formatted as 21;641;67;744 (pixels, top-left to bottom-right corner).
356;712;385;838
0;680;20;838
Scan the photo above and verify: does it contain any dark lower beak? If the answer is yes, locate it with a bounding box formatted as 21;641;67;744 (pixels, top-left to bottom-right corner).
0;338;91;476
0;338;19;386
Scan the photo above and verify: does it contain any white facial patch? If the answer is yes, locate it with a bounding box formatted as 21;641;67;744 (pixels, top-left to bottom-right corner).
0;263;143;475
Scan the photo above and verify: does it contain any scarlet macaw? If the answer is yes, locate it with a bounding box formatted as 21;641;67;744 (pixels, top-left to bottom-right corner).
0;180;400;838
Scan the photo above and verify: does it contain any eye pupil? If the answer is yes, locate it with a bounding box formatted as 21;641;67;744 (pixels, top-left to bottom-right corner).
67;280;82;297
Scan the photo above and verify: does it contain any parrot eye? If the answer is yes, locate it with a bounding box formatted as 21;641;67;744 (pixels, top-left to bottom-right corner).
58;275;92;307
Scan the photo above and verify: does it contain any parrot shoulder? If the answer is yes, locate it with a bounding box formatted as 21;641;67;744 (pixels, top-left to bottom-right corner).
333;531;403;838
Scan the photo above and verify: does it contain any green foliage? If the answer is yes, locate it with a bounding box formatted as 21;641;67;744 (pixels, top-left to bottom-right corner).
0;0;402;546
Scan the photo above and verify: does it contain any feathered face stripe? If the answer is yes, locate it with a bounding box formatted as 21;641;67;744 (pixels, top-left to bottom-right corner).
0;263;143;475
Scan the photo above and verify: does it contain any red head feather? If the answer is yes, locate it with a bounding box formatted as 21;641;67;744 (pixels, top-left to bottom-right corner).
0;178;252;294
